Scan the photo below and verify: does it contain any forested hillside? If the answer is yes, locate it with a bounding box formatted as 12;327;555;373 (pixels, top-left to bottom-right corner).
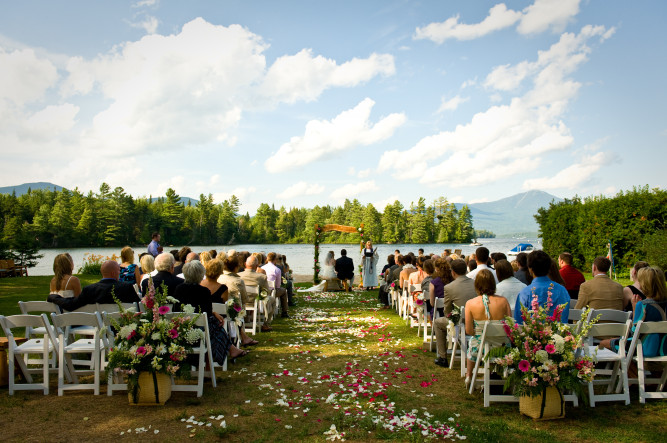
0;184;475;252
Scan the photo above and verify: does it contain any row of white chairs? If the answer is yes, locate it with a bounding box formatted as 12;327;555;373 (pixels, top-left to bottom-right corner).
2;301;221;397
385;290;667;406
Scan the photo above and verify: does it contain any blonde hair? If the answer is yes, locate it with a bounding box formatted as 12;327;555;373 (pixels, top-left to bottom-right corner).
205;259;223;280
53;254;73;291
199;251;212;266
637;266;667;302
120;246;134;264
140;254;155;274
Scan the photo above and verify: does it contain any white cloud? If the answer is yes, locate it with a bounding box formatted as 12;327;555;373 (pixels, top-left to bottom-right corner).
414;4;522;43
0;47;58;106
437;95;468;113
330;180;379;202
468;198;490;204
212;187;257;204
414;0;582;44
357;168;372;178
265;98;406;173
277;181;325;199
130;16;159;34
373;195;400;210
133;0;158;7
522;151;614;190
380;26;611;189
518;0;580;35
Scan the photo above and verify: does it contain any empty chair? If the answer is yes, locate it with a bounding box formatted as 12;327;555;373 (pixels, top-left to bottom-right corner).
0;314;56;395
51;312;104;396
244;285;261;335
170;314;217;397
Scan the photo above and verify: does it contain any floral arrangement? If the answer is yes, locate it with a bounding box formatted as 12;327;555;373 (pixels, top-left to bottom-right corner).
445;304;461;326
258;287;269;301
415;293;425;306
488;290;598;399
225;295;246;327
313;224;322;283
106;278;204;402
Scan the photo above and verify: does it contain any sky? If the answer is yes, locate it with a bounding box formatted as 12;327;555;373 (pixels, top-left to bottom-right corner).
1;0;665;214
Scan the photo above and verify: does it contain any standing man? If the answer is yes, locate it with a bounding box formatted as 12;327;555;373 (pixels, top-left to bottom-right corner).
335;249;355;292
558;252;586;298
148;232;162;257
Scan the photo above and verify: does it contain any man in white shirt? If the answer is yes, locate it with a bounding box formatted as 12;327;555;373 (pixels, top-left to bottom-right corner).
262;252;290;318
466;247;498;283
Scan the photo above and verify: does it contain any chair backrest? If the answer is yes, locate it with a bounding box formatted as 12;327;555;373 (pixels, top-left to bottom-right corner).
480;321;507;340
72;304;99;313
246;285;259;295
51;312;103;332
0;314;47;332
636;320;667;335
592;309;631;323
586;320;632;355
212;303;227;316
434;297;445;309
96;302;137;313
568;308;583;323
19;300;61;315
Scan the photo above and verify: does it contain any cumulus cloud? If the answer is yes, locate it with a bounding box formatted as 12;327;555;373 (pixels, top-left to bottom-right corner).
380;25;612;188
330;180;379;202
212;187;257;204
49;18;395;157
130;16;159;34
414;0;581;43
373;195;400;210
277;181;325;199
0;48;58;106
437;95;468;113
265;98;406;173
522;151;615;190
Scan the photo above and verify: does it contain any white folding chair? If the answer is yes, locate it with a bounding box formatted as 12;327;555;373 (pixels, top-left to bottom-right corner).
18;301;61;368
418;288;429;337
244;285;261;335
170;314;217;397
583;320;632;406
267;280;279;314
0;314;55;395
51;312;104;396
100;311;129;396
468;321;517;407
632;320;667;403
428;298;445;352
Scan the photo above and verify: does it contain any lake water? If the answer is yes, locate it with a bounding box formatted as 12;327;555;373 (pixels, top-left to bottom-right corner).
30;237;541;277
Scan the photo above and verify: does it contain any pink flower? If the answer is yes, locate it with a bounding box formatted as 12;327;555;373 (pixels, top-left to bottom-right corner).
158;305;170;314
518;360;531;372
234;304;243;312
136;346;146;356
168;328;178;339
545;344;556;354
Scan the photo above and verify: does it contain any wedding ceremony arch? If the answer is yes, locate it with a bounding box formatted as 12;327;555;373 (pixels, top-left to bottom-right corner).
313;223;364;284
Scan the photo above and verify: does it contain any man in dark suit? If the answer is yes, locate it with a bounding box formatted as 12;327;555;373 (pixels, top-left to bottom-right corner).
48;260;138;311
141;252;184;298
335;249;355;291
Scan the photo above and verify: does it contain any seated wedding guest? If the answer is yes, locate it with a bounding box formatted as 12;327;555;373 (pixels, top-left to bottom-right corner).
176;252;199;279
558;252;586;298
174;247;192;275
514;252;530;284
174;261;248;364
49;253;82;298
220;252;259;347
139;254;156;285
209;249;217;259
201;259;228;304
408;255;427;289
253;252;267;275
494;259;526;311
514;250;570;324
548;258;566;286
377;255;397;307
601;266;667;358
421;259;434;294
575;256;624;310
199;251;212;267
428;258;453;320
467;247;498;282
141;252;184;297
381;254;395;277
263;252;290;317
510;260;520;272
464;270;512;386
240;255;275;331
623;261;649;311
48;260;137;310
399;254;416;290
282;254;295;306
119;246;140;285
467;260;477;273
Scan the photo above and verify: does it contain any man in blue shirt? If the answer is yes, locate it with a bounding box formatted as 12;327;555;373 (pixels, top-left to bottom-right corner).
514;250;570;324
147;232;162;257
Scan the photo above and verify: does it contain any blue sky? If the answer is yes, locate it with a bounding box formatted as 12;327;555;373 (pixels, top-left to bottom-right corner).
1;0;665;214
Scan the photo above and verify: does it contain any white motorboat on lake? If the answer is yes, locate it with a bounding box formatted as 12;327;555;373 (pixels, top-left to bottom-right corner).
507;243;534;257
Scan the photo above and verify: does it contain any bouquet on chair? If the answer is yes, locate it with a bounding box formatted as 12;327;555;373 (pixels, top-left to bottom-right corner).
488;290;597;400
446;304;461;326
225;295;245;327
258;287;269;301
106;277;203;402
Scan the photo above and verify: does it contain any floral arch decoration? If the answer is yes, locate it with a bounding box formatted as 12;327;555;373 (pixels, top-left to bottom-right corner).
313;223;364;283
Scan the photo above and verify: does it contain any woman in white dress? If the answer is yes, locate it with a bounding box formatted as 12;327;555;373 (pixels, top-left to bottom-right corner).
298;251;337;293
361;241;379;290
49;253;81;298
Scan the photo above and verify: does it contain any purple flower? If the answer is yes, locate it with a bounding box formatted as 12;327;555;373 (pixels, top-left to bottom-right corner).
518;360;530;372
158;305;170;314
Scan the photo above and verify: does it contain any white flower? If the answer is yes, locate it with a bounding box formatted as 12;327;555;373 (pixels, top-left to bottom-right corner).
151;332;162;340
166;296;180;304
185;328;204;344
552;334;565;353
535;349;548;363
119;323;137;339
182;304;195;314
155;344;167;355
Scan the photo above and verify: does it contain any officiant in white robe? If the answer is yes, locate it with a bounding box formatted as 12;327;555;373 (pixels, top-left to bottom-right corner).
360;241;379;289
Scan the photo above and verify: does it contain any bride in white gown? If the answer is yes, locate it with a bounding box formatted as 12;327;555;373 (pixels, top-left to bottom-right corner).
299;251;337;292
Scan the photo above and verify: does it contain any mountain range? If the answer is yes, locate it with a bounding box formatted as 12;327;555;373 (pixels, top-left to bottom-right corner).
0;182;561;236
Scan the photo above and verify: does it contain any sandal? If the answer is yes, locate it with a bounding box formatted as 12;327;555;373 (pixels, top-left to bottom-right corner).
242;339;259;347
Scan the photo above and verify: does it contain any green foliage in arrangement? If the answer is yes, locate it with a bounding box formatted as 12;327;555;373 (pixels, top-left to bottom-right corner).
0;183;479;250
535;186;667;270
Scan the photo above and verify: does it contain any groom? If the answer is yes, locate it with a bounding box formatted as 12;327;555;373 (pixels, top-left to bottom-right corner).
335;249;354;291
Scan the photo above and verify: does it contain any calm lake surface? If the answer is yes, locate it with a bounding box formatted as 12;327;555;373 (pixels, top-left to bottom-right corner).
30;238;541;278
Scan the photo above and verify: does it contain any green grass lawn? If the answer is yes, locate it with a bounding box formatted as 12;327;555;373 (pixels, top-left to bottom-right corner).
0;277;665;442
